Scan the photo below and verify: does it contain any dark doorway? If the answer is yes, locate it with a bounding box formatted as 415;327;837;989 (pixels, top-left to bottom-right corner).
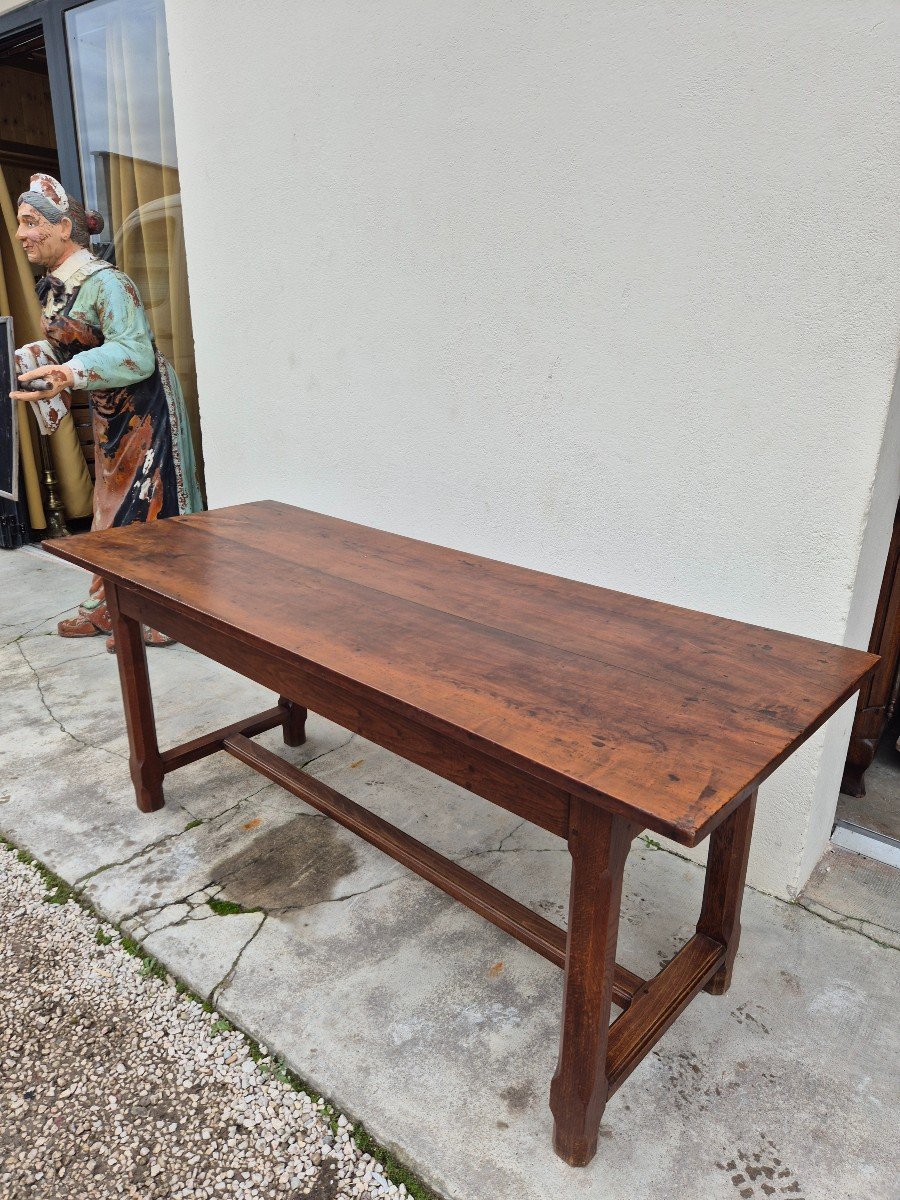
0;25;60;199
0;24;95;484
836;499;900;867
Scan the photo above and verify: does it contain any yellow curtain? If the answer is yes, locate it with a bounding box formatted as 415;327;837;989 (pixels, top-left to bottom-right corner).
0;165;93;529
103;4;205;497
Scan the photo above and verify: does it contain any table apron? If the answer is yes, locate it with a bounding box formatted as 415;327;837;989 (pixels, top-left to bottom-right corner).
122;587;571;839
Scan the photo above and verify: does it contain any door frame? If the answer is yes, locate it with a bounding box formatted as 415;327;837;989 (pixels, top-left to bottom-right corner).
0;0;95;201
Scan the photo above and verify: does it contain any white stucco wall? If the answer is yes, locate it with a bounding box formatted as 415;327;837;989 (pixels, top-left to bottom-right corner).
162;1;894;896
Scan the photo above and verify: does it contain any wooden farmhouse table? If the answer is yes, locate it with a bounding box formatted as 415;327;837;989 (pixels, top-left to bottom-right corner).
45;501;877;1166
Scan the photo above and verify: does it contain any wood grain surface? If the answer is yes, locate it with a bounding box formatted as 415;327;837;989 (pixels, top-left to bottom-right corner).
44;501;877;844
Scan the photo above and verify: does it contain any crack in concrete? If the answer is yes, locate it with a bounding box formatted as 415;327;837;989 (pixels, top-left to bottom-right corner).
68;783;278;899
456;843;565;866
71;785;298;904
633;834;900;952
211;912;268;1002
14;639;127;761
180;780;273;826
6;604;86;644
296;732;357;773
66;739;367;921
271;871;408;917
128;869;408;938
122;902;185;932
124;833;556;935
160;905;218;932
124;888;225;935
176;733;356;825
175;731;361;838
20;646;111;670
497;819;528;852
793;896;899;952
72;824;195;888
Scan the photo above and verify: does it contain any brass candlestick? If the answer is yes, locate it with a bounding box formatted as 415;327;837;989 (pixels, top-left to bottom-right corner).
36;431;69;539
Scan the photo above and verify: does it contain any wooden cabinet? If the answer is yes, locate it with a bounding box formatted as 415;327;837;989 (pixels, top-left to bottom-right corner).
841;499;900;796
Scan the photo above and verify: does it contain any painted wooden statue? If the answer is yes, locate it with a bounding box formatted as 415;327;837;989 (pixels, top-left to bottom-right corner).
9;172;202;651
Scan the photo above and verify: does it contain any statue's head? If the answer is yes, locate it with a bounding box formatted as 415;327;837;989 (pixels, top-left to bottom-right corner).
16;173;104;271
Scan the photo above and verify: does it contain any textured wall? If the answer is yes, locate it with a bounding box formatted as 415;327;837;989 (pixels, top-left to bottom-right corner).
162;0;900;896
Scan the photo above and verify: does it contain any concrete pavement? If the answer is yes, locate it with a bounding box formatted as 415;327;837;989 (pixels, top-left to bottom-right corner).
1;545;897;1200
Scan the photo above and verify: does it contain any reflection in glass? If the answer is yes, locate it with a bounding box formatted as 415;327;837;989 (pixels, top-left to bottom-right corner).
66;0;203;493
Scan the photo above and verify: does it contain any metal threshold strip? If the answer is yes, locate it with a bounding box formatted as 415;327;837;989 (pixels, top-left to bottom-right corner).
832;820;900;870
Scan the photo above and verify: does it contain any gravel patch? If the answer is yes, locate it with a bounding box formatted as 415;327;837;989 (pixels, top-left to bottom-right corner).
0;846;411;1200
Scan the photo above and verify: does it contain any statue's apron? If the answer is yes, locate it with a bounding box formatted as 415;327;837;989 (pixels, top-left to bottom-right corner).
45;271;181;530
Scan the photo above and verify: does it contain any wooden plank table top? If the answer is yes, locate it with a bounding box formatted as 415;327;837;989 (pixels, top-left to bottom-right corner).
45;500;877;846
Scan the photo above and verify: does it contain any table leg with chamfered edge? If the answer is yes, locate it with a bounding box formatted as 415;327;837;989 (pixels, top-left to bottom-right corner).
696;790;757;995
104;580;165;813
549;798;635;1166
278;695;308;748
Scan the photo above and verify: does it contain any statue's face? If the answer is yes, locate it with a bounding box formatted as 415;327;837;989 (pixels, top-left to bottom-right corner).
16;203;73;271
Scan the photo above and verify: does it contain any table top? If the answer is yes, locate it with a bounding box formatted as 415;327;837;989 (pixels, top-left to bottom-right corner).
45;501;877;845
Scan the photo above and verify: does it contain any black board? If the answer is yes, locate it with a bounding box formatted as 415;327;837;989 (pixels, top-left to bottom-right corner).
0;316;18;502
0;315;29;547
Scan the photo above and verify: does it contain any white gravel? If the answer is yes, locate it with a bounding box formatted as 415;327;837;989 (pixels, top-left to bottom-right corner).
0;845;413;1200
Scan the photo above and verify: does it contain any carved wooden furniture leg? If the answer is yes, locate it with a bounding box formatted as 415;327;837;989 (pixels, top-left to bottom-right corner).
840;712;881;797
105;581;165;813
696;791;757;995
279;695;308;748
549;799;633;1166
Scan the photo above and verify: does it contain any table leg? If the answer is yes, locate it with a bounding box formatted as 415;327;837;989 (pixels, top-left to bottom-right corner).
105;582;165;813
549;799;633;1166
278;695;307;747
696;791;757;995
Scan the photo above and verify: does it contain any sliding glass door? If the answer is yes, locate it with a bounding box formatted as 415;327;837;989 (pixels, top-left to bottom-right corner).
65;0;203;494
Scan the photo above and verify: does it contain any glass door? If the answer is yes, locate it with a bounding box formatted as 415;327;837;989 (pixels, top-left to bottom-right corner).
65;0;204;495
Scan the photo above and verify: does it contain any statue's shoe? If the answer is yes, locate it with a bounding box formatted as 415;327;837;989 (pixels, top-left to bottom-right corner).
105;627;176;654
78;595;104;617
58;601;112;638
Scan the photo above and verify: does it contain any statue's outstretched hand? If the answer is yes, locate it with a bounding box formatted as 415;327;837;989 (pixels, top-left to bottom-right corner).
10;363;74;402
